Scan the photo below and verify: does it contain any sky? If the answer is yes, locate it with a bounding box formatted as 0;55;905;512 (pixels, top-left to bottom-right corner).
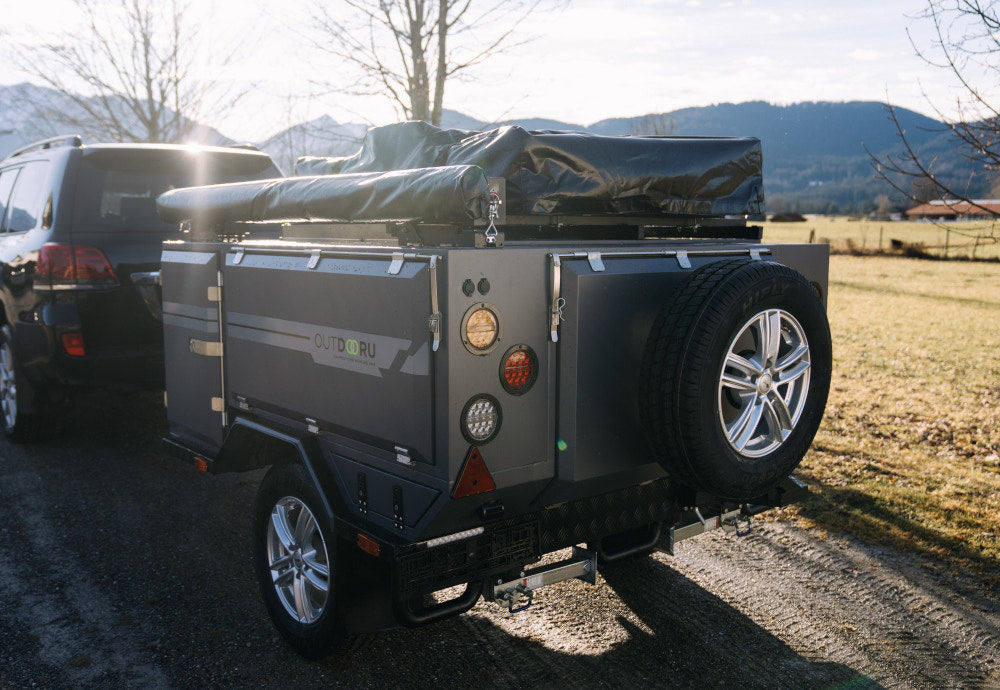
0;0;975;142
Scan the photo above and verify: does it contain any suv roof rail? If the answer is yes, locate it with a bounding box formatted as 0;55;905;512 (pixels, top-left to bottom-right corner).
8;135;83;159
226;143;261;152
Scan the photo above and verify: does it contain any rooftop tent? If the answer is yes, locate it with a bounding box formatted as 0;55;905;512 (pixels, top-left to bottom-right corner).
158;122;764;227
296;121;764;218
157;164;490;225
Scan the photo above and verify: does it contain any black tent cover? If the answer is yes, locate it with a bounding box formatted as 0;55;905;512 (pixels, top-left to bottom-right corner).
296;121;764;218
156;122;763;225
157;165;490;225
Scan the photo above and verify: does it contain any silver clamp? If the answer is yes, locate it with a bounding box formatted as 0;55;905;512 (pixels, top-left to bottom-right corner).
484;191;502;246
549;254;563;342
551;298;566;325
428;255;442;352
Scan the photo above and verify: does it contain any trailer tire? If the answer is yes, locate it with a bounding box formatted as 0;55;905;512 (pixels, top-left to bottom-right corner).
252;463;352;660
0;325;42;443
640;259;831;500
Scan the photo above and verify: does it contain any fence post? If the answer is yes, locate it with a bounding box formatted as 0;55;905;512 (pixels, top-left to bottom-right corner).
808;229;815;244
879;226;884;251
944;227;950;258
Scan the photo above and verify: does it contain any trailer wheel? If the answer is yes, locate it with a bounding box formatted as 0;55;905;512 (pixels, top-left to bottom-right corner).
252;463;350;659
640;259;831;500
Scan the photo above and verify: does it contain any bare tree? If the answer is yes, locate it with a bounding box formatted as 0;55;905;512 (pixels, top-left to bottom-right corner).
628;113;675;136
15;0;247;143
873;1;1000;216
874;194;895;220
304;0;552;126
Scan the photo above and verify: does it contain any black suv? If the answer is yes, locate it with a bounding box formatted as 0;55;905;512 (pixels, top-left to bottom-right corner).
0;135;281;440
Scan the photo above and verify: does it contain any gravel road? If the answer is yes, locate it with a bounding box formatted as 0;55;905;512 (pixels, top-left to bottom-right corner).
1;391;998;689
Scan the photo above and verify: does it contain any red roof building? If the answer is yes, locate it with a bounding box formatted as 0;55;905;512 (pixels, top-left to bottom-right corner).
906;199;1000;220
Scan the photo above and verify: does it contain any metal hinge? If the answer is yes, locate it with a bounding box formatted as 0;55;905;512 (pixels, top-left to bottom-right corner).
189;339;223;357
395;446;414;467
207;286;221;302
307;249;322;269
587;252;605;272
210;397;224;412
387;252;405;275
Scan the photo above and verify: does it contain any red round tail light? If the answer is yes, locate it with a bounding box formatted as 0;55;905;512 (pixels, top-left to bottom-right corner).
500;345;538;395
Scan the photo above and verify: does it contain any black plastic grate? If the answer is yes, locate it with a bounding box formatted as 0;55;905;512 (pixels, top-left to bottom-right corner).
394;478;677;594
537;478;676;552
397;518;539;594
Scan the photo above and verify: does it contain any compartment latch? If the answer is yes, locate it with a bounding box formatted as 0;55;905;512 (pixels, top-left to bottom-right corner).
189;339;222;357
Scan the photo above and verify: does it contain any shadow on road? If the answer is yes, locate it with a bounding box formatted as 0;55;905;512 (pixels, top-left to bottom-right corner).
0;391;871;688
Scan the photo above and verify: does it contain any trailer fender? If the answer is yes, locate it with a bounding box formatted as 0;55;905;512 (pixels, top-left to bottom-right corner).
216;417;340;522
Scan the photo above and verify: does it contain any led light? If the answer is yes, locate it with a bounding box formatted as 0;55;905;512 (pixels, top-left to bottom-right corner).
500;345;537;395
461;303;501;354
357;533;381;557
423;527;485;549
462;395;501;443
466;309;497;348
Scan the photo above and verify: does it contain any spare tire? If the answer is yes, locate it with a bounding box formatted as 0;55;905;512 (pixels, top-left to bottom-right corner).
640;258;831;500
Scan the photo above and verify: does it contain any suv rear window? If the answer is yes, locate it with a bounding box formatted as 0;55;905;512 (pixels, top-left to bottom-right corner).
2;162;50;233
74;148;280;234
0;168;17;229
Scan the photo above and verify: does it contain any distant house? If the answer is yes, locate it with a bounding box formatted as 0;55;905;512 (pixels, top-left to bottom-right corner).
770;212;807;222
906;199;1000;220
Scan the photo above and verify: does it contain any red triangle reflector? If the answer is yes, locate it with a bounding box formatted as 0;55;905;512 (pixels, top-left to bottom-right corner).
452;446;496;499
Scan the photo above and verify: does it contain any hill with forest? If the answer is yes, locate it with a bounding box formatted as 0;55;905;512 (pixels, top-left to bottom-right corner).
275;101;979;214
0;83;980;213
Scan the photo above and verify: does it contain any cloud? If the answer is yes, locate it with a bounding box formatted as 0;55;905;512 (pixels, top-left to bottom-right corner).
852;48;884;61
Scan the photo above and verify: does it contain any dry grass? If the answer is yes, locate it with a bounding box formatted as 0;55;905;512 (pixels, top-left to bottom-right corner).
764;217;1000;261
778;254;1000;583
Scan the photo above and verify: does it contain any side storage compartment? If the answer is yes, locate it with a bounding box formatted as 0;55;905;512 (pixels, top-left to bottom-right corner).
552;251;710;497
161;246;225;453
221;248;437;460
220;247;444;537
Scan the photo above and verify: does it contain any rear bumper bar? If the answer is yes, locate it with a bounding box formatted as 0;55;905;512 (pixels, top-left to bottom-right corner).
369;475;808;628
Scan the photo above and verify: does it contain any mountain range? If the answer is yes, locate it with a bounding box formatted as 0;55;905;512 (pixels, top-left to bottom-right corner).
0;82;979;213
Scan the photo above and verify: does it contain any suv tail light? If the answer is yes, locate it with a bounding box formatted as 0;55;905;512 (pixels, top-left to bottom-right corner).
60;332;86;357
36;243;118;287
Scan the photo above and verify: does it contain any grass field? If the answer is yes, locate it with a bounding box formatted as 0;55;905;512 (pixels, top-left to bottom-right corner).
763;217;1000;261
774;252;1000;583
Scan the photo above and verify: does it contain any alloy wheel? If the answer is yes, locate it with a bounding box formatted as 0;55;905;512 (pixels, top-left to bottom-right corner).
717;309;812;457
266;496;330;624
